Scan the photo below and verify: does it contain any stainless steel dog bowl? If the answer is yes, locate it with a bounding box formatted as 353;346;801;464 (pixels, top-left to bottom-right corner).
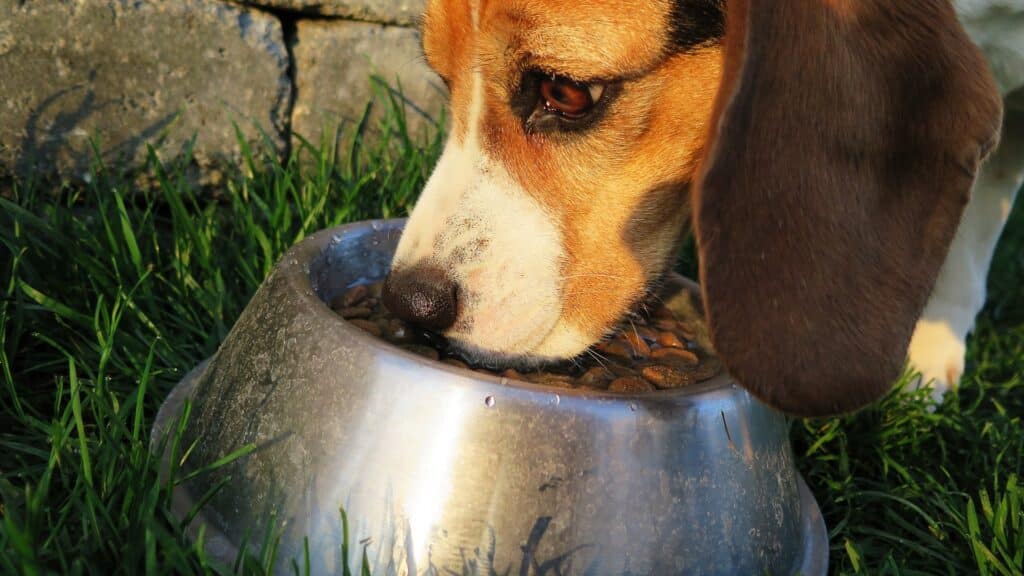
152;219;828;575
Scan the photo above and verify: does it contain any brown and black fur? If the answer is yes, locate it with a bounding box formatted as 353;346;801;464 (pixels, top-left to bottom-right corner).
694;0;1002;415
413;0;1002;416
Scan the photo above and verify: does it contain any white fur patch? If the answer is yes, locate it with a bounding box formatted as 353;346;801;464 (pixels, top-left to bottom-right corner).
531;319;594;358
393;72;590;361
908;316;966;402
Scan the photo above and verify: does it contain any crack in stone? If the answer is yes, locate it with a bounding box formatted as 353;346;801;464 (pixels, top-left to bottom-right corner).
0;0;437;183
233;3;302;160
279;11;300;159
243;3;423;162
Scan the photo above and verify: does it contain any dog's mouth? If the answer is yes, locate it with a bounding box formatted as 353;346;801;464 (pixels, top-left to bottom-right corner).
415;272;675;371
444;337;581;372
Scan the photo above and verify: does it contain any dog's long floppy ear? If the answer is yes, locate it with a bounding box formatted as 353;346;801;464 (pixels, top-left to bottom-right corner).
693;0;1003;416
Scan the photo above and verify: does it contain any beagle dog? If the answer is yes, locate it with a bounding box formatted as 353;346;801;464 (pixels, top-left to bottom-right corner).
382;0;1024;417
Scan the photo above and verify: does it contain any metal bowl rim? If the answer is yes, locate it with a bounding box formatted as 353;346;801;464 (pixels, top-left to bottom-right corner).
292;219;736;403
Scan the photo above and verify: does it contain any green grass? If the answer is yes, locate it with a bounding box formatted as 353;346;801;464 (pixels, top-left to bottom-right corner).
1;96;1022;574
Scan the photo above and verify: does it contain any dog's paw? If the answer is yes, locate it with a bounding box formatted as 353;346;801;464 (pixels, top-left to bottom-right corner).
907;317;967;404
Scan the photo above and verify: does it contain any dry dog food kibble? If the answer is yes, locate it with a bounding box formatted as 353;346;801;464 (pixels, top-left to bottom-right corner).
331;281;722;392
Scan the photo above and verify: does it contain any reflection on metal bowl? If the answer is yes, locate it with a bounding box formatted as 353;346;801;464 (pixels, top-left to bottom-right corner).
152;219;828;575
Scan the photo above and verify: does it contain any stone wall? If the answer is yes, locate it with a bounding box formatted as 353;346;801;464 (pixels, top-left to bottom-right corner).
0;0;442;183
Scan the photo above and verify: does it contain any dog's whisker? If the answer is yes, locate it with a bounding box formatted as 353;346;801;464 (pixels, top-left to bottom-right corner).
625;318;645;355
638;301;651;317
585;348;610;370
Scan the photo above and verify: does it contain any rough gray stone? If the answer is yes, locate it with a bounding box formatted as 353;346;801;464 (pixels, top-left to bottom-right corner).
290;20;445;149
0;0;291;182
237;0;426;26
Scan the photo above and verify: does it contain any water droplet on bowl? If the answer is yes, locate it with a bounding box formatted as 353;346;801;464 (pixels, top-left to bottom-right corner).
629;403;638;412
552;394;560;406
484;395;496;407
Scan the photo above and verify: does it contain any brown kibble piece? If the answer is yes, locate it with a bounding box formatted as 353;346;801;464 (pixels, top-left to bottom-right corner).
341;285;369;307
656;332;685;349
595;340;635;361
635;326;660;342
641;365;690;389
349;319;382;337
606;363;637;378
535;374;574;388
690;356;724;383
578;367;610;387
609;376;655;393
622;331;651;358
651;347;699;366
339;306;372;319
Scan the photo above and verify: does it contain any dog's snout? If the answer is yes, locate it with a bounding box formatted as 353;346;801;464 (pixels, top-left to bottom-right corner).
382;266;460;332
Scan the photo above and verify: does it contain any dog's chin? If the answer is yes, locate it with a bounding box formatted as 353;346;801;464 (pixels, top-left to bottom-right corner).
443;273;675;371
443;320;597;371
435;264;687;373
444;339;568;371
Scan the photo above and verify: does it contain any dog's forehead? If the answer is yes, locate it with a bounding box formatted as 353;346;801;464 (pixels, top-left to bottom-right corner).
423;0;679;80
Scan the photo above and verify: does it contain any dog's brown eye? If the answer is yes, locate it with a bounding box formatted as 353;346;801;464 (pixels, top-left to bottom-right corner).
540;76;604;119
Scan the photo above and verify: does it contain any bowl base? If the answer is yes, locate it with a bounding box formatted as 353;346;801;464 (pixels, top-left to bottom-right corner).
153;359;829;575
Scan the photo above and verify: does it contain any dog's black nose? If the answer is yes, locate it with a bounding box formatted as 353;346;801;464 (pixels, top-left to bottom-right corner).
382;266;460;331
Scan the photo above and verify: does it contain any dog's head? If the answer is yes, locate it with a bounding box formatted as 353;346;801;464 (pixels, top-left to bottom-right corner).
384;0;1002;416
